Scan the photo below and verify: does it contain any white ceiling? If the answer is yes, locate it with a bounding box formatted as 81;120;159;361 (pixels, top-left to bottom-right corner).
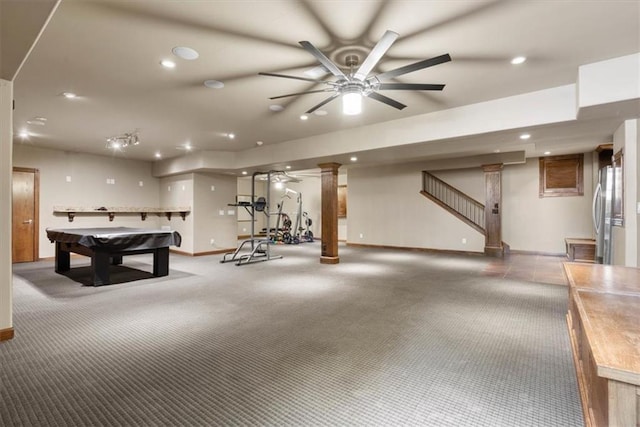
8;0;640;171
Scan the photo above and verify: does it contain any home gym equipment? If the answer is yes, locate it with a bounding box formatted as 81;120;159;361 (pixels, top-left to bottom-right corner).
289;190;314;244
221;170;285;266
300;211;314;242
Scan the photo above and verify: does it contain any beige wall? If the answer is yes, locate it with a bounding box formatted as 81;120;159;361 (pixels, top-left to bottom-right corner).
338;173;347;241
502;157;594;253
192;173;237;253
348;163;486;252
1;79;13;333
13;145;162;258
347;155;594;254
159;172;238;254
159;174;195;254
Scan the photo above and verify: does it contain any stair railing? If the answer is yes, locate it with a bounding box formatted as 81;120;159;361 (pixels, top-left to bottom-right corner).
421;171;485;234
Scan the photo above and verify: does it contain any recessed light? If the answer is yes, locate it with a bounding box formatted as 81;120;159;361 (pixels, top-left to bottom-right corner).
256;141;264;146
184;144;192;151
26;120;45;126
242;171;248;175
228;133;235;139
314;110;328;116
62;92;77;98
160;59;176;69
204;79;224;89
544;151;551;155
493;149;501;153
511;56;527;65
155;152;162;159
285;165;291;169
350;156;358;162
300;115;308;120
18;131;29;139
269;105;284;112
520;133;531;140
172;46;199;60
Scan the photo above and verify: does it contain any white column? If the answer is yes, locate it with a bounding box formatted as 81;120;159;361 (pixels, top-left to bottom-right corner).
612;119;639;267
0;79;14;339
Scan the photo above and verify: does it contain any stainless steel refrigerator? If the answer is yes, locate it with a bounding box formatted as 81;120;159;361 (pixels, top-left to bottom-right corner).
592;166;613;264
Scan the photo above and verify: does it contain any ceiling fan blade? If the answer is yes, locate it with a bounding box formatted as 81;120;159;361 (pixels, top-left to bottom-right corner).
305;93;340;114
374;53;451;81
353;30;399;81
259;72;333;85
270;89;334;100
366;92;407;110
378;83;445;91
299;41;348;80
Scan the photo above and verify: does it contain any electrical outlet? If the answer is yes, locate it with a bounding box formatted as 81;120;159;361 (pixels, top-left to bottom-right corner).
359;233;364;239
139;181;144;187
65;176;71;182
462;238;467;244
210;238;215;246
211;185;215;191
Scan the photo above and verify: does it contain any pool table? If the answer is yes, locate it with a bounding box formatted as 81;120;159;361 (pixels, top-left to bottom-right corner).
46;227;182;286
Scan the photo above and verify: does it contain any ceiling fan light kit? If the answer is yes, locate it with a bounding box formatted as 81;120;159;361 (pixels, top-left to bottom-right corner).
260;30;450;116
342;90;362;115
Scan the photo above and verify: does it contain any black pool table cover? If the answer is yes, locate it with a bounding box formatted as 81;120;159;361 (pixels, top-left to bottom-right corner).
46;227;182;285
46;227;182;249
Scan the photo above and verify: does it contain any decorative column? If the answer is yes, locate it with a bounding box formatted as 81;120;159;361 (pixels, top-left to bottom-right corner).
318;162;341;264
483;163;503;257
0;79;14;341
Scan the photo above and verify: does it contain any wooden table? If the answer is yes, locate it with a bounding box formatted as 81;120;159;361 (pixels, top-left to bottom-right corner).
564;263;640;427
565;238;596;263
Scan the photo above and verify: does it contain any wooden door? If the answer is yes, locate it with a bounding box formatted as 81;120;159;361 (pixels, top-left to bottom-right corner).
12;168;39;263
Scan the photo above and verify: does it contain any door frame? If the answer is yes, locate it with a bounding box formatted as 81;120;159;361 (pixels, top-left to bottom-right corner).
13;167;40;262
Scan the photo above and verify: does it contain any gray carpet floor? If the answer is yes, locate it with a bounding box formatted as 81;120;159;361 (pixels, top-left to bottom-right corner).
3;243;583;426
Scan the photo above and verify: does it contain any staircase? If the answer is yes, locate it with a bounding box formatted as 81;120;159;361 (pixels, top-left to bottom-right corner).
420;171;509;256
421;171;485;233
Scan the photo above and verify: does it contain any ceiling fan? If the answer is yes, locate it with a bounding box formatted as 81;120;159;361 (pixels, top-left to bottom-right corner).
259;30;451;116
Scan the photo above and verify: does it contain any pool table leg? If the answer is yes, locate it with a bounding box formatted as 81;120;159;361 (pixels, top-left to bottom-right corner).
153;247;169;277
91;249;111;286
55;242;70;273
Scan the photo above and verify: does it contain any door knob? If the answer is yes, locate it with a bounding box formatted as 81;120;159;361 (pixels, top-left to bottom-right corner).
23;219;33;224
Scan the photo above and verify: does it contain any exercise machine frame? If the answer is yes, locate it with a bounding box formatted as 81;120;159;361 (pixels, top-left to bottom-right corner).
221;170;284;266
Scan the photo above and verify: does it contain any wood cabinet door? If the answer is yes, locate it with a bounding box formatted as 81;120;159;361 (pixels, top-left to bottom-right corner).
12;168;39;263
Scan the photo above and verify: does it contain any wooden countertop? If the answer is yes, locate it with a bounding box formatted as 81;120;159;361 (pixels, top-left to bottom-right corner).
574;290;640;385
564;262;640;296
564;262;640;386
